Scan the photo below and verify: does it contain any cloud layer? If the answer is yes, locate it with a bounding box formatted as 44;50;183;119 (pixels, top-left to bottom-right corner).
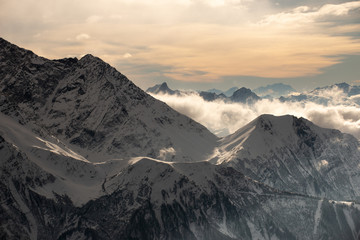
151;89;360;139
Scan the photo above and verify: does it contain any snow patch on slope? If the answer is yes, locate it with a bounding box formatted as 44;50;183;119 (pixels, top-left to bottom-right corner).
0;113;125;205
313;199;323;235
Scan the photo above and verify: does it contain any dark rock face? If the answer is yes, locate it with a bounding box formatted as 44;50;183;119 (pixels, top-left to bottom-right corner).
230;87;260;104
146;82;179;95
199;91;227;102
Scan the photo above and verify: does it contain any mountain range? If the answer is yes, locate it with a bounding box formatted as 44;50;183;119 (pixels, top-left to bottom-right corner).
207;87;239;97
253;83;296;98
1;38;360;239
280;82;360;106
147;82;261;104
206;84;296;99
146;82;181;96
147;81;360;107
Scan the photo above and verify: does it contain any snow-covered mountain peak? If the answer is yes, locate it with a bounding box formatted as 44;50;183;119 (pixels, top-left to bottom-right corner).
218;114;299;157
252;114;322;141
0;38;217;163
213;114;360;200
216;113;356;163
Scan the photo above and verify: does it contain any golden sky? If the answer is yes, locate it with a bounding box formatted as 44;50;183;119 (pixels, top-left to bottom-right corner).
1;0;360;90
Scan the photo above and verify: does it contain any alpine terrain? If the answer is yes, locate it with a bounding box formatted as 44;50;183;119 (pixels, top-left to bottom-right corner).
1;38;360;240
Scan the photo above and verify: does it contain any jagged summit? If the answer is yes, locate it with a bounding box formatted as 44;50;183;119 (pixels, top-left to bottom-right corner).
199;91;227;101
78;53;106;65
146;81;179;95
159;82;169;89
230;87;260;104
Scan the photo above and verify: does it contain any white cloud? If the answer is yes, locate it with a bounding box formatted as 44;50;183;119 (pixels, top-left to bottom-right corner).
123;53;132;58
259;1;360;25
293;6;310;13
151;88;360;139
75;33;91;41
319;1;360;16
186;0;252;7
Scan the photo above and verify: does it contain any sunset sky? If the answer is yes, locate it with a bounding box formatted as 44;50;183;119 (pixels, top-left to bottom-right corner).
1;0;360;91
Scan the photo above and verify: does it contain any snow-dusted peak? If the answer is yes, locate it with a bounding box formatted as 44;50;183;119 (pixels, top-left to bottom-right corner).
254;114;322;141
0;38;217;163
78;54;109;68
80;53;97;61
213;114;360;200
216;113;357;165
218;114;302;158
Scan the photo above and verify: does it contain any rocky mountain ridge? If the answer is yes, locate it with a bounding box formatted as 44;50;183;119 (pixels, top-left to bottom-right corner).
147;82;261;104
1;38;360;239
0;38;218;163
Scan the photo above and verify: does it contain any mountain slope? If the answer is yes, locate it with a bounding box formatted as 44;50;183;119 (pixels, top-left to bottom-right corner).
213;114;360;200
224;87;238;97
0;38;217;162
2;126;360;240
2;141;360;239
